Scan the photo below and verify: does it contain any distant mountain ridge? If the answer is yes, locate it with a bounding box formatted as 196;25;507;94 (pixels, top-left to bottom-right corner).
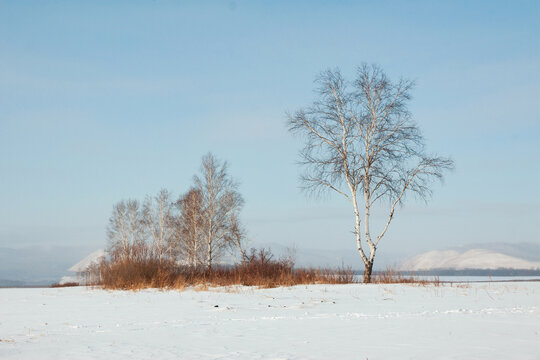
449;242;540;262
401;243;540;271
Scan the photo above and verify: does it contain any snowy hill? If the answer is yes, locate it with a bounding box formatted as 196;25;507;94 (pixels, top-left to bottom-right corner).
68;249;105;272
401;246;540;271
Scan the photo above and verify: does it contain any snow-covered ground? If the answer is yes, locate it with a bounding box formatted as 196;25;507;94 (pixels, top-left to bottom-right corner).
1;283;539;359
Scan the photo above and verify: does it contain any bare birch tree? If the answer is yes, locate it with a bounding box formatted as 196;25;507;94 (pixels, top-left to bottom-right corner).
194;153;245;269
143;189;177;263
107;199;147;261
288;64;454;282
176;188;204;267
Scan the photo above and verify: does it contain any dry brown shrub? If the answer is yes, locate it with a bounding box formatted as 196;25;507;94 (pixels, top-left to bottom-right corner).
50;282;79;288
99;247;357;290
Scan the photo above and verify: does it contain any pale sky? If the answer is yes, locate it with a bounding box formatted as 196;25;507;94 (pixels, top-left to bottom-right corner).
1;0;539;260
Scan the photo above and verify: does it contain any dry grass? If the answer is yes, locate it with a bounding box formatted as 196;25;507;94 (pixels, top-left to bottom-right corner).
372;266;440;286
99;248;356;290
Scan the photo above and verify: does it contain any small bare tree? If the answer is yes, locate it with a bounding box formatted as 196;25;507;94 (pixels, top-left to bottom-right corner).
176;188;204;267
288;64;453;282
195;153;245;269
142;189;177;263
107;199;147;261
229;214;248;264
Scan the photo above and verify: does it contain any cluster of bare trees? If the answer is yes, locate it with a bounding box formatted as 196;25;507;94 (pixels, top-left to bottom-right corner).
288;64;453;282
106;153;245;269
106;64;452;284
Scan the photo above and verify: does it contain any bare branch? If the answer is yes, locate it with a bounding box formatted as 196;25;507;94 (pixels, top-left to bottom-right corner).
288;64;454;282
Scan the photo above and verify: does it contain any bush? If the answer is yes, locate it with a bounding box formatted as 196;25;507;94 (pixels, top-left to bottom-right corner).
99;247;356;290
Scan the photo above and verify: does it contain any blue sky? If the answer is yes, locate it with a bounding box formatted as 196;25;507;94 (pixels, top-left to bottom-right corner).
0;1;539;261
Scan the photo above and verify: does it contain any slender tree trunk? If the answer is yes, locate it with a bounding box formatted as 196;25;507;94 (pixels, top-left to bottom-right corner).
363;186;376;283
351;192;368;266
363;261;373;283
206;239;212;269
351;191;372;284
192;238;198;267
354;202;363;259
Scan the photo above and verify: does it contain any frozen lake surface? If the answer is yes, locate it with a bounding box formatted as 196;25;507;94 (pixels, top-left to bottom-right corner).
437;275;540;282
352;275;540;283
1;282;539;359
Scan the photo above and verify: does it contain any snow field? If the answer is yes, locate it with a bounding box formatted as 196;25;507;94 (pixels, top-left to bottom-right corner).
1;282;539;359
